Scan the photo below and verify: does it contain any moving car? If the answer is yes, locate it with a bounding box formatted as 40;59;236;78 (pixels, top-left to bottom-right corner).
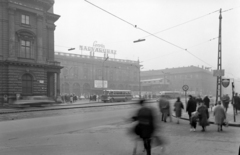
13;96;56;107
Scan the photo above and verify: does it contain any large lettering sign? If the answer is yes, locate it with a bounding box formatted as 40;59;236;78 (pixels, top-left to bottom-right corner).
79;41;117;55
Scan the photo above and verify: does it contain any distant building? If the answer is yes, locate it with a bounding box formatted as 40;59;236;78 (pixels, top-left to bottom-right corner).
0;0;62;105
55;52;140;97
141;66;216;97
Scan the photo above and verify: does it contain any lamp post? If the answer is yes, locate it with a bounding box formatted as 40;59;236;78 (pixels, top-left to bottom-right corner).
102;56;109;92
131;63;143;99
139;65;143;99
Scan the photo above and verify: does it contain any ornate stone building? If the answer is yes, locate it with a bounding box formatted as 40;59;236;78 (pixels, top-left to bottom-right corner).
141;66;216;97
0;0;62;105
55;52;140;97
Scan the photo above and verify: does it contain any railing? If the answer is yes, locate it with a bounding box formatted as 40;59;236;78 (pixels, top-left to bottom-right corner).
55;52;138;64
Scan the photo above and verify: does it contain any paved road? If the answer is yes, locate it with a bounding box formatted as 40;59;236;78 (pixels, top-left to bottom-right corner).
0;102;239;155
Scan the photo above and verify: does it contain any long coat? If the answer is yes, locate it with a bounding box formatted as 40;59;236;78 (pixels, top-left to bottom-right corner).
197;105;209;127
213;105;226;125
174;101;184;117
159;99;170;115
186;98;197;113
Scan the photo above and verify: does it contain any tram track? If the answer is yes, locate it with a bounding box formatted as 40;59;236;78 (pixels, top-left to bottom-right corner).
0;101;139;115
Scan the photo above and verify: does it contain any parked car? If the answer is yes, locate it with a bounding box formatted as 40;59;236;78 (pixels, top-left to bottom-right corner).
13;96;56;107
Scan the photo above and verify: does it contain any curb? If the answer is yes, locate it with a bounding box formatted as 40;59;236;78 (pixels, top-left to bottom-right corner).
172;114;240;127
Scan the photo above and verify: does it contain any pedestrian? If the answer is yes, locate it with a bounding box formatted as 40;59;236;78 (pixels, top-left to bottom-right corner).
233;93;240;115
203;95;210;109
186;95;197;123
213;101;226;132
158;97;170;123
222;94;230;112
174;97;184;124
197;101;209;132
190;111;199;132
130;99;158;155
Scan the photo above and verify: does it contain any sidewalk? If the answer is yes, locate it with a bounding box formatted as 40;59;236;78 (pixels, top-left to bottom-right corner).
172;104;240;127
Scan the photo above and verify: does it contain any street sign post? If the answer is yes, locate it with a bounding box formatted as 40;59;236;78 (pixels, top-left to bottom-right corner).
182;85;189;107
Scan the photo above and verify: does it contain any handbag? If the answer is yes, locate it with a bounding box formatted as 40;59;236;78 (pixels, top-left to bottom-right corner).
223;119;229;127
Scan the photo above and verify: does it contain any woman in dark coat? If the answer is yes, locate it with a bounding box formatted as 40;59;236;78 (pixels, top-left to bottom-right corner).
197;101;209;132
174;97;184;124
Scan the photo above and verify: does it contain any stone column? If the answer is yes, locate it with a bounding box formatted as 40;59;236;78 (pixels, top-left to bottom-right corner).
8;7;16;60
57;73;60;96
56;72;62;102
37;15;43;63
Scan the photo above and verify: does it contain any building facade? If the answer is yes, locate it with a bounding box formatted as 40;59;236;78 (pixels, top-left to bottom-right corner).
55;52;140;97
0;0;62;105
141;66;216;97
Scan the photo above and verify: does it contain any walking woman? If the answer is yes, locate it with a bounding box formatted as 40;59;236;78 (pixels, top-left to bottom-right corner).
174;97;184;124
197;101;209;132
213;101;226;132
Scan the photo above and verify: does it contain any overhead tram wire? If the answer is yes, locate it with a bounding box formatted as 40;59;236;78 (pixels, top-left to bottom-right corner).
143;36;219;63
84;0;217;68
142;10;219;38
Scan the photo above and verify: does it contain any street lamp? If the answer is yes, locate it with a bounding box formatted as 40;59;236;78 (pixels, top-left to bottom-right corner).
131;64;143;99
133;39;146;43
102;56;109;92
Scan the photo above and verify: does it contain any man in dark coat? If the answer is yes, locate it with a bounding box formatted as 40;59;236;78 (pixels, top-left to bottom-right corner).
132;99;157;155
203;96;210;109
186;95;197;123
233;93;240;115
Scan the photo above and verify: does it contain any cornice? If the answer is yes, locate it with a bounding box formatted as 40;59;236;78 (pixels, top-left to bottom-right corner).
46;12;60;22
0;60;63;69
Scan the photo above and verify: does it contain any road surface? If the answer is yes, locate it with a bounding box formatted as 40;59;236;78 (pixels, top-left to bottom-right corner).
0;102;239;155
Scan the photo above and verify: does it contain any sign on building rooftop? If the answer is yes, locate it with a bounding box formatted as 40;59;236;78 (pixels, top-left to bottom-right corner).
79;41;117;55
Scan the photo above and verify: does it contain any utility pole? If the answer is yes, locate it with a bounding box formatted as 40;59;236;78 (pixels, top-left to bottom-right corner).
102;56;109;93
216;9;222;104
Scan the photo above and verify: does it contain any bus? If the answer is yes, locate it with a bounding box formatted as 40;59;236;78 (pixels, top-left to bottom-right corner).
101;90;133;103
157;91;182;99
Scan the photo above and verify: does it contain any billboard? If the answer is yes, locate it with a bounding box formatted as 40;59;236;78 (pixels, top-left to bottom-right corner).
94;80;108;88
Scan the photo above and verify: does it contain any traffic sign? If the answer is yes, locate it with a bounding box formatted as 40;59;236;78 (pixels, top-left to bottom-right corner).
222;79;230;88
213;70;225;77
182;85;189;91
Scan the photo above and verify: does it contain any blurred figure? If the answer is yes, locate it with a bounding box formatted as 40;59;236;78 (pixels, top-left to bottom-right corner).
196;96;203;107
174;97;184;124
131;99;157;155
233;93;240;115
158;97;170;122
186;95;197;123
222;94;230;112
197;101;209;132
203;95;210;109
190;111;199;132
213;101;226;132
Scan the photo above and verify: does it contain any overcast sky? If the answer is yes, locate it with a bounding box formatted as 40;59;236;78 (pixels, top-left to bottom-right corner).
54;0;240;79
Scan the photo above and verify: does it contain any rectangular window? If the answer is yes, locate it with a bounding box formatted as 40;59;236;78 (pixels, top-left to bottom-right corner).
20;40;31;58
21;15;30;25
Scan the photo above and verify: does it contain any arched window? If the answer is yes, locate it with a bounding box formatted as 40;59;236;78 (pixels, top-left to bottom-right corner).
22;74;33;95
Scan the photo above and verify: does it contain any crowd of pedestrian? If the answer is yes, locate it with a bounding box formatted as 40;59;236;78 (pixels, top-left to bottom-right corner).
60;94;78;103
127;93;240;155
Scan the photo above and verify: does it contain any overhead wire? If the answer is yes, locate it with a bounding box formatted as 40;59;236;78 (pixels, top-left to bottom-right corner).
143;37;219;63
84;0;217;68
142;10;219;38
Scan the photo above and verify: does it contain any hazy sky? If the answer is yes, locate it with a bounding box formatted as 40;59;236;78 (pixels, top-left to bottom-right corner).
54;0;240;78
